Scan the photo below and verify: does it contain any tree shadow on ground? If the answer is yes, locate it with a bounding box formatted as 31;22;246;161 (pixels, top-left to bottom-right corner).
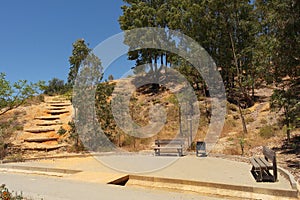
272;135;300;169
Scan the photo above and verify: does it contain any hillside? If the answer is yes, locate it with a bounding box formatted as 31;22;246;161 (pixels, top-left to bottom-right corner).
0;80;299;183
95;78;299;182
1;96;73;159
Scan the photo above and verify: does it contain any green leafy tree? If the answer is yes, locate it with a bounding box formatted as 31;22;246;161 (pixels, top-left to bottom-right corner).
119;0;300;138
271;85;299;142
119;0;174;91
0;72;44;116
256;0;300;142
72;52;113;151
95;82;116;142
68;39;90;86
44;77;67;95
119;0;257;134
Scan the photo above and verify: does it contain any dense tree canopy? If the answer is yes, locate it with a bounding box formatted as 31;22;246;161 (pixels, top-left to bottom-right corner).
119;0;300;139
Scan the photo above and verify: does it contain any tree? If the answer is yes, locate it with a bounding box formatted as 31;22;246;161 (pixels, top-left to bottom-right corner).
119;0;257;134
44;78;67;95
72;52;110;151
108;75;114;81
271;83;299;142
0;73;44;116
119;0;174;91
95;82;116;142
119;0;300;139
259;0;300;142
68;39;90;86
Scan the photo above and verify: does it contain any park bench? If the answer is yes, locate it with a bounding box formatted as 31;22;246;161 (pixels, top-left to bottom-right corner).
250;146;278;182
153;139;184;156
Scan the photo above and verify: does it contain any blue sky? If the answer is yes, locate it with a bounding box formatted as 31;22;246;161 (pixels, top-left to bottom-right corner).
0;0;133;84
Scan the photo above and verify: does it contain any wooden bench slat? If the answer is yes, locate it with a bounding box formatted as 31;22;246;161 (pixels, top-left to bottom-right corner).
155;140;184;145
250;158;260;169
259;157;273;168
153;139;184;156
154;147;183;149
255;157;269;169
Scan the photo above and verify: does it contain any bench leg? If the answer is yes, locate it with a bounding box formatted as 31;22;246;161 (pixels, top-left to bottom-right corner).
251;166;263;182
157;149;160;156
251;166;256;181
273;168;278;182
258;168;263;182
178;149;183;157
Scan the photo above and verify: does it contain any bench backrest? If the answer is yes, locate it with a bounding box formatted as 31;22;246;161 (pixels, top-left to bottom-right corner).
263;146;276;163
155;139;184;146
263;146;277;181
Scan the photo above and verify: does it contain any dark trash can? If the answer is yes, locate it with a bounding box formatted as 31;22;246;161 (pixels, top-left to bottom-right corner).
196;141;206;157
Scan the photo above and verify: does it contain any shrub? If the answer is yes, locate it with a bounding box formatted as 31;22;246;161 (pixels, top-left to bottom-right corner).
0;184;27;200
44;78;68;96
57;126;67;135
190;141;196;151
260;118;268;124
226;118;237;127
4;153;24;162
245;116;255;123
0;142;6;160
14;125;23;131
259;125;275;139
165;94;178;105
122;135;133;146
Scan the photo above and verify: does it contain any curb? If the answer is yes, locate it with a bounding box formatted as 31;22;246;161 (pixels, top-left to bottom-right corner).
0;152;109;164
128;174;299;198
1;151;156;164
0;165;81;175
278;167;299;191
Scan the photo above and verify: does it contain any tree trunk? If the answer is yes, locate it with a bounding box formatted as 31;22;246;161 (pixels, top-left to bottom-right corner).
286;117;291;143
238;100;248;135
229;32;248;134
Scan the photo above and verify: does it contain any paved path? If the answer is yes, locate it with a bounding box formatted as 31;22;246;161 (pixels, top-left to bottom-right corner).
0;172;221;200
0;154;298;199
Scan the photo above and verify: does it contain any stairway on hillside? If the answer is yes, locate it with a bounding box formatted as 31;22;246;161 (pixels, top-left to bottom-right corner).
13;96;73;152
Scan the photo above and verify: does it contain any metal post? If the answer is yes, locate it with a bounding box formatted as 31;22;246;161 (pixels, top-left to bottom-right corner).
187;117;192;148
190;116;193;147
179;105;182;137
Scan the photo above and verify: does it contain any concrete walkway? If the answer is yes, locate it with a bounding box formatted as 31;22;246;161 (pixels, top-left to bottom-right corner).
0;154;298;199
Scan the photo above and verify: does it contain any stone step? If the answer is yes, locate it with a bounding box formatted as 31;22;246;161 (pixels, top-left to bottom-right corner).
47;110;69;115
35;116;60;120
48;103;71;107
24;137;59;143
46;107;65;110
22;144;67;151
36;121;62;126
46;101;69;104
24;127;55;133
